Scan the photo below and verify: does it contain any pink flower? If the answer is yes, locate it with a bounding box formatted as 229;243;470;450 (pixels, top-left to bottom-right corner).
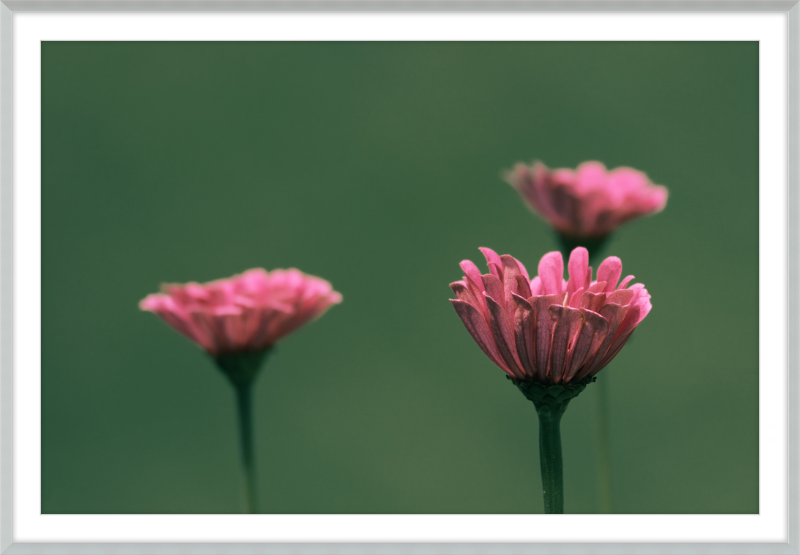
505;161;668;239
140;268;342;356
450;247;651;385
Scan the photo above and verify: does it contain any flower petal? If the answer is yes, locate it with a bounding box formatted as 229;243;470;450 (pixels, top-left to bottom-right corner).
516;259;530;281
501;255;525;311
153;306;215;353
485;294;526;379
480;247;503;280
597;257;622;293
515;275;532;299
481;273;505;311
594;329;635;372
598;302;630;343
567;247;589;295
579;290;607;312
587;281;607;294
512;293;536;379
564;309;609;382
450;299;512;376
530;276;543;296
548;305;584;383
507;162;565;225
460;260;485;292
538;251;564;295
450;281;479;306
530;293;565;382
583;302;631;375
188;310;222;354
569;287;585;308
460;260;489;318
618;275;635;290
606;289;634;306
614;285;652;339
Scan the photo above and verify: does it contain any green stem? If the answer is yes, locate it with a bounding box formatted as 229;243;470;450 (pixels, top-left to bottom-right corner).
234;382;258;514
536;403;567;514
214;349;270;514
595;375;613;513
556;232;609;262
515;379;589;514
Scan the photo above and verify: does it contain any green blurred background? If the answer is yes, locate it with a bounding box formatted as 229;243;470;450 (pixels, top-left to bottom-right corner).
41;41;758;514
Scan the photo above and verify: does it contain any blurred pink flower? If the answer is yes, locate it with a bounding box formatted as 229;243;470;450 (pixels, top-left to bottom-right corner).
505;161;668;239
140;268;342;356
450;247;651;385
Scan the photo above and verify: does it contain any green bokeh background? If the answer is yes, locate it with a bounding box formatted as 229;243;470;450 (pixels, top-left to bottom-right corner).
41;41;758;514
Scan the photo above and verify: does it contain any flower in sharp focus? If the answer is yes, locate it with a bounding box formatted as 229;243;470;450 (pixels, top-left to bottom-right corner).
449;247;651;385
505;161;668;240
140;268;342;357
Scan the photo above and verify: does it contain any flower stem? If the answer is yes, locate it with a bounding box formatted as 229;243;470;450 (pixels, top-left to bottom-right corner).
514;379;589;514
234;381;258;514
536;402;567;514
214;349;270;514
556;232;609;262
595;374;613;513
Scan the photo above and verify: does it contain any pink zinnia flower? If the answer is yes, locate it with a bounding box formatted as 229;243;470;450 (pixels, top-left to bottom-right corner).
140;268;342;356
505;161;668;240
449;247;651;385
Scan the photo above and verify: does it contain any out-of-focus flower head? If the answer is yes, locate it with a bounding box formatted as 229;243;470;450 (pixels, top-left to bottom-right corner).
140;268;342;357
505;161;668;240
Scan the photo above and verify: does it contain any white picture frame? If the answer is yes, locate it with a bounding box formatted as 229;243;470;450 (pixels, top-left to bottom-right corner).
1;4;798;554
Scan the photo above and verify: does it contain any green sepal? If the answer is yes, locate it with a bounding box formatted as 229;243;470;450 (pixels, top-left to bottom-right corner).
509;376;596;412
214;349;271;389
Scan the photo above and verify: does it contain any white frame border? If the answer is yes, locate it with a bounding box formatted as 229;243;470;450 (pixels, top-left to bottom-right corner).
1;4;798;555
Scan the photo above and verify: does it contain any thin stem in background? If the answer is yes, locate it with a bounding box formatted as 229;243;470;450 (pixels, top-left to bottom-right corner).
594;374;613;513
234;382;258;514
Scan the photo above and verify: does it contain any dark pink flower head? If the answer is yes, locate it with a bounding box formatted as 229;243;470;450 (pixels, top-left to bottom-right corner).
505;161;668;239
450;247;651;385
140;268;342;356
